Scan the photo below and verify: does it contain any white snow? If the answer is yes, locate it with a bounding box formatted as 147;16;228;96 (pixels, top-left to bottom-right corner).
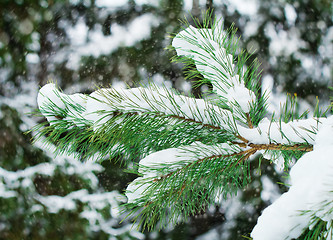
243;21;260;38
95;0;128;8
96;0;158;8
172;25;256;118
125;177;151;204
260;175;281;203
183;0;207;11
38;83;234;131
66;18;89;46
38;83;66;116
237;117;322;145
261;74;274;97
224;77;256;113
38;194;77;213
265;23;306;56
185;0;259;16
261;150;285;170
251;116;333;240
225;0;259;16
38;83;88;126
0;163;55;190
139;141;235;176
84;88;114;128
0;182;17;198
284;4;297;26
37;188;126;215
138;148;190;175
26;53;40;64
66;14;160;69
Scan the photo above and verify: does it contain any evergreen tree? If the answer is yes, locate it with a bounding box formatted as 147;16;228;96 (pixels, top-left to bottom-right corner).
1;0;182;238
0;102;142;239
2;0;332;239
34;15;332;239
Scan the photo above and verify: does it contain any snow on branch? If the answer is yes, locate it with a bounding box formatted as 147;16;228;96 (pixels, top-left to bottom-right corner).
251;116;333;240
172;22;257;122
237;117;321;145
36;83;240;160
0;163;55;199
125;141;240;204
38;83;236;132
37;83;321;152
38;83;88;127
125;141;251;228
86;85;237;131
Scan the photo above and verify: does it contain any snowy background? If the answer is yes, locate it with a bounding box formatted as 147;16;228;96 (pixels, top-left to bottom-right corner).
0;0;332;239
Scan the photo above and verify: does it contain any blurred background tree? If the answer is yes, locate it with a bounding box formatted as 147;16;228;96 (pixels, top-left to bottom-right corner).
0;0;332;239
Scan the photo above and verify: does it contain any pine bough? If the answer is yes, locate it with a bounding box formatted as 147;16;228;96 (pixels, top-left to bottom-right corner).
34;16;332;239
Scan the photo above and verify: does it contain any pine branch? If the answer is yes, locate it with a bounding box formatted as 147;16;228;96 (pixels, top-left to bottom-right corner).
237;117;322;146
171;13;263;126
299;216;333;240
35;84;240;161
153;146;257;184
33;13;332;238
125;142;250;230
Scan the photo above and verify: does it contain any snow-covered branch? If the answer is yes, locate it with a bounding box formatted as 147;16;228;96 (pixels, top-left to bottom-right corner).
38;83;237;132
172;24;257;122
251;116;333;240
237;117;321;145
34;16;332;238
126;141;240;204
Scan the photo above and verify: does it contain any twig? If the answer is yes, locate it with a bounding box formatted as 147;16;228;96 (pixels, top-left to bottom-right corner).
232;142;313;152
246;113;253;129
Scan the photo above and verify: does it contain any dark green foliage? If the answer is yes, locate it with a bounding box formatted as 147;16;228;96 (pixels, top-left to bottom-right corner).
0;105;87;239
127;154;250;230
0;104;48;170
298;218;333;240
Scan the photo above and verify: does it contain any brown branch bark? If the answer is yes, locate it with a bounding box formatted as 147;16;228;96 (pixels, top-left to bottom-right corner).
246;113;253;129
233;142;313;152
